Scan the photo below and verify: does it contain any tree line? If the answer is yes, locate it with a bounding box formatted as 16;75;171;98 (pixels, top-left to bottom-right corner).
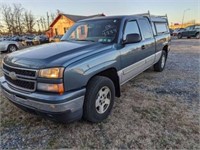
0;3;58;35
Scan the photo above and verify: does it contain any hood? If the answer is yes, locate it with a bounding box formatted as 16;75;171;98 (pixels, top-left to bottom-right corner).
4;41;113;69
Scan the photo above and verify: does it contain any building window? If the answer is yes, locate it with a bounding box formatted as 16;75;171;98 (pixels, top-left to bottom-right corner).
64;27;66;33
81;26;85;35
55;28;58;35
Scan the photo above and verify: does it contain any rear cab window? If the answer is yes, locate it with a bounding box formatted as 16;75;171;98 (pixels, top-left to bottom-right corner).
154;22;169;35
138;18;154;39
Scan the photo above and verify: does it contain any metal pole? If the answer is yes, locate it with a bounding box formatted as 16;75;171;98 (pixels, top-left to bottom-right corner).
182;9;190;28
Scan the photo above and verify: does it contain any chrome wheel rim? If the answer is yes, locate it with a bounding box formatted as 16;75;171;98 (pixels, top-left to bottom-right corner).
161;54;166;68
95;86;111;114
9;46;16;52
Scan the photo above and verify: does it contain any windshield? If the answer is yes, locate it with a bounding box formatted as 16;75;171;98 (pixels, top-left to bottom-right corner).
61;19;120;43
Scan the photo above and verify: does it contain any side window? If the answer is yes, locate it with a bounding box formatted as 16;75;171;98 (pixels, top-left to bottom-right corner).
155;23;168;34
124;20;140;39
138;19;153;39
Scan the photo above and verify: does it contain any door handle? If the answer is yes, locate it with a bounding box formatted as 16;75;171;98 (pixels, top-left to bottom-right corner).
141;45;146;50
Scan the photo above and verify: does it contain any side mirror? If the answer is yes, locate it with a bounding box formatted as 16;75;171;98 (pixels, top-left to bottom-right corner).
123;33;141;44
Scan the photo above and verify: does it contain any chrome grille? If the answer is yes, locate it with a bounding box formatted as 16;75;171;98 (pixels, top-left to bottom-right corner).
2;62;38;92
3;63;37;79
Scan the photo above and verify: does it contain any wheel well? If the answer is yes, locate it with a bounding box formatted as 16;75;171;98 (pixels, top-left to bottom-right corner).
195;32;199;35
163;45;168;58
89;68;121;97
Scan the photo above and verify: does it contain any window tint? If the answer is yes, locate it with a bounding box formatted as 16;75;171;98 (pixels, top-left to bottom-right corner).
185;26;194;31
124;21;140;39
155;23;168;34
138;19;153;39
195;26;200;29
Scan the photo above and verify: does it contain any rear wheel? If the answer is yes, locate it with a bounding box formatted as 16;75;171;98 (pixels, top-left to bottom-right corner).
154;50;167;72
83;76;115;123
7;44;17;53
196;33;200;39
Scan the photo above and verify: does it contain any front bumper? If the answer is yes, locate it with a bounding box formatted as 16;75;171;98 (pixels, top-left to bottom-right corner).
0;76;86;122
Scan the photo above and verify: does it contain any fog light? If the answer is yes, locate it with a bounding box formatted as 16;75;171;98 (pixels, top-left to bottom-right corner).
37;83;64;94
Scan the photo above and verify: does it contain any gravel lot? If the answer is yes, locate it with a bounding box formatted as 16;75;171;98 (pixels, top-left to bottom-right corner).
0;39;199;149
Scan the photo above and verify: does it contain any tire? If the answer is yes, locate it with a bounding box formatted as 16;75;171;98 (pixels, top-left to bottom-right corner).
196;33;200;39
7;44;17;53
154;50;167;72
177;34;182;39
83;76;115;123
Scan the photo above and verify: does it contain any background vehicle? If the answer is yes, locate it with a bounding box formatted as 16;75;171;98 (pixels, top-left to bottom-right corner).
169;28;174;36
0;12;170;123
22;36;35;46
177;25;200;39
0;41;20;53
49;35;63;42
172;28;185;36
33;35;49;45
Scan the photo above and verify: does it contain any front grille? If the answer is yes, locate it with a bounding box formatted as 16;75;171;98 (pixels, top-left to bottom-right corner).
3;64;37;78
4;74;36;91
2;62;37;92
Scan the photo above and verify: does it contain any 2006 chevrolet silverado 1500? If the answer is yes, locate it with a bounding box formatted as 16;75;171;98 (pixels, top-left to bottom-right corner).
0;12;171;123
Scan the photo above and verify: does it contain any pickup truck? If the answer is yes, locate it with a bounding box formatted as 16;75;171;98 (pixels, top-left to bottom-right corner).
0;13;171;123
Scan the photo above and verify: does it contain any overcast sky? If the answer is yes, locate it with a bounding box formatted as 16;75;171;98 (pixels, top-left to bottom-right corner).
1;0;200;24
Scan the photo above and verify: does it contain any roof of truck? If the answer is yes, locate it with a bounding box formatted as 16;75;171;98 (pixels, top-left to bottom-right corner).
78;15;168;23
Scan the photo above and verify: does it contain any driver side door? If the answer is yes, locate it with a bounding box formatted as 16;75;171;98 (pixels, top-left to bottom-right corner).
119;20;148;84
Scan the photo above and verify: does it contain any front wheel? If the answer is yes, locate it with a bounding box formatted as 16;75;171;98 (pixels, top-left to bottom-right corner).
154;50;167;72
177;34;182;39
7;44;17;53
83;76;115;123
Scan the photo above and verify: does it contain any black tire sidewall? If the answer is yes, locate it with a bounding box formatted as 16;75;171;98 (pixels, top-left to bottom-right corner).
196;33;200;39
83;76;115;122
154;50;167;72
178;34;182;39
8;45;17;53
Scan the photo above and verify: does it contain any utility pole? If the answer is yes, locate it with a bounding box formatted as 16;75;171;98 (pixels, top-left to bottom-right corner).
47;12;50;28
182;9;190;28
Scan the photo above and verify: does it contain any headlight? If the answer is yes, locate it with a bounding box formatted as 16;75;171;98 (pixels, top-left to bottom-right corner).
38;67;64;79
37;83;64;94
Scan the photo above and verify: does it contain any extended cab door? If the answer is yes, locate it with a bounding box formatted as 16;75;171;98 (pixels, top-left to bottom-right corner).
119;18;155;84
137;18;156;66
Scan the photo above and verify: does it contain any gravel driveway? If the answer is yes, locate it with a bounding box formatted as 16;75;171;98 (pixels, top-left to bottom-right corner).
0;39;199;149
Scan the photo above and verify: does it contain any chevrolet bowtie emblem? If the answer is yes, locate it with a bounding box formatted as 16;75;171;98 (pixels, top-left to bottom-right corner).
9;72;17;80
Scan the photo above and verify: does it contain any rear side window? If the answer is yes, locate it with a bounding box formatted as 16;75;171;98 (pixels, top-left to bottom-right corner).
155;23;168;34
124;21;140;39
138;18;153;39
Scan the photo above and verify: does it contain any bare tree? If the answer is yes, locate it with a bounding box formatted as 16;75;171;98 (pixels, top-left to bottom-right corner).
24;11;35;33
50;12;56;24
1;4;13;34
1;3;24;34
13;3;24;34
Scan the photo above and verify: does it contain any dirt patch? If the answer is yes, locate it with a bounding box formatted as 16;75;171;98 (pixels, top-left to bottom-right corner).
0;39;200;149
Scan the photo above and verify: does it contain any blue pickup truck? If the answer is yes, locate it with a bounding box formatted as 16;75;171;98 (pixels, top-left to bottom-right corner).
0;12;171;123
